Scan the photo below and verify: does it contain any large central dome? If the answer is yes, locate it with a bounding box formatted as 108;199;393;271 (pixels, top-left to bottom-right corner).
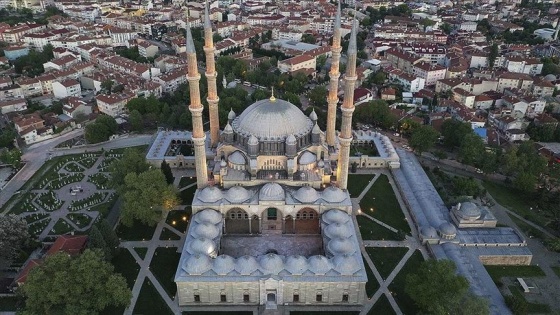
232;98;313;140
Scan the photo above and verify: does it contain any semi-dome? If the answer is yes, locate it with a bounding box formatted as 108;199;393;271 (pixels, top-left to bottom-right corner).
259;253;284;274
228;151;246;165
294;186;319;203
191;222;220;239
232;98;312;140
183;254;212;275
324;222;353;239
438;222;457;239
188;237;217;256
225;186;250;203
235;256;260;275
259;183;285;201
197;186;223;203
321;209;350;224
308;255;333;275
420;226;438;239
285;255;308;275
327;238;355;255
458;202;481;220
299;151;316;164
213;255;235;275
332;254;360;275
321;186;347;203
194;209;222;224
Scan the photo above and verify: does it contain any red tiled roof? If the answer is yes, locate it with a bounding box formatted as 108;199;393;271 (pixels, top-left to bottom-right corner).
14;259;42;285
46;235;88;257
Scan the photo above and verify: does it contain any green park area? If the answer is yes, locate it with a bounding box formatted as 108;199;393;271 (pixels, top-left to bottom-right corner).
357;215;402;241
360;174;411;234
362;256;380;298
387;250;424;315
347;174;375;197
369;294;395;315
366;247;409;280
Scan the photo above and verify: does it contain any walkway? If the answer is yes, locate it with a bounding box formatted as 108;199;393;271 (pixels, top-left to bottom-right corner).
348;171;428;315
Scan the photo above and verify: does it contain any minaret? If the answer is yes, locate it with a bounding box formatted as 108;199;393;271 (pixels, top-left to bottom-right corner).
326;1;342;147
336;16;358;191
204;1;220;148
186;21;208;189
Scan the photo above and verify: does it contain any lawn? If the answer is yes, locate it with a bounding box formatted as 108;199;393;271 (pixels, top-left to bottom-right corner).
368;294;396;315
111;249;140;289
366;247;409;280
483;181;546;227
150;247;181;298
166;210;190;233
48;218;73;235
160;227;181;240
116;219;156;241
484;265;546;283
362;255;380;299
357;215;402;241
290;312;359;315
509;285;551;313
134;247;148;260
510;216;547;240
360;174;410;233
179;185;197;205
178;176;197;189
133;279;173;315
347;174;375;197
388;250;424;315
66;213;92;229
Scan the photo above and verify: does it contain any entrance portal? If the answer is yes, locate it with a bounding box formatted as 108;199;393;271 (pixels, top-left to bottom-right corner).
267;293;276;302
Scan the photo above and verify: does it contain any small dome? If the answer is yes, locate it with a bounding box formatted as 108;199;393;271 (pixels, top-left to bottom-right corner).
235;256;260;275
332;254;360;275
321;209;350;224
228;151;246;165
225;186;250;203
191;222;220;239
194;209;222;224
286;134;296;145
458;202;481;220
213;255;235;275
420;226;438;239
248;135;259;145
321;186;347;203
223;122;233;134
318;160;325;168
308;255;333;275
227;81;237;88
197;186;223;203
259;253;284;274
324;222;353;239
228;108;236;120
312;123;321;134
285;255;308;275
299;151;316;165
220;160;227;167
309;109;318;121
544;74;556;82
438;222;457;238
294;186;319;203
183;254;212;275
327;238;355;255
188;237;217;256
259;183;285;201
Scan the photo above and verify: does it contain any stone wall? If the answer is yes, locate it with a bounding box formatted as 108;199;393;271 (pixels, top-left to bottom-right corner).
479;255;533;266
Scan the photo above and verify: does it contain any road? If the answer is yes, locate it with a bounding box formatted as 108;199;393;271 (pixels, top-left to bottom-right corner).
0;131;153;212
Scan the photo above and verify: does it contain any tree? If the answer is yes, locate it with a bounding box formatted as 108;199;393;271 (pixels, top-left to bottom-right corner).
121;169;179;226
21;249;131;315
371;71;387;85
87;225;111;260
489;43;499;68
316;55;327;70
85;115;118;144
97;219;120;255
308;86;328;107
0;148;22;167
441;22;452;34
251;89;268;101
441;119;472;148
100;79;114;94
301;33;316;44
459;133;485;165
409;125;439;153
128;109;143;132
109;148;151;189
406;259;476;315
0;215;29;270
160;160;174;184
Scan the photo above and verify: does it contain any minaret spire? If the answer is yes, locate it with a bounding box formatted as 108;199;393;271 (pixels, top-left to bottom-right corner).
204;0;220;148
336;15;358;191
186;21;208;189
326;1;342;147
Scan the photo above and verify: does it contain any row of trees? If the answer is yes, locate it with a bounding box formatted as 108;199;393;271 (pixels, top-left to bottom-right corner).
13;44;54;76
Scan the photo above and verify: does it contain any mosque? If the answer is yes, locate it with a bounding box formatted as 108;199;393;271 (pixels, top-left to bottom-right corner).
166;2;384;314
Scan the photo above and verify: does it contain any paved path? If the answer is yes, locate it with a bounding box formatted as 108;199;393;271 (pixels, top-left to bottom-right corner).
122;219;185;315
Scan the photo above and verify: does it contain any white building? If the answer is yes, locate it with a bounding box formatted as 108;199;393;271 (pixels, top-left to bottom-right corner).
52;79;81;99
